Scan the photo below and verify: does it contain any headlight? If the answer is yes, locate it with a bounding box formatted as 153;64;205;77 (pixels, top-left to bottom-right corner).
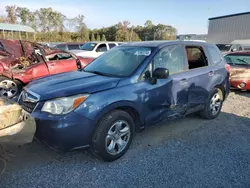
41;94;89;115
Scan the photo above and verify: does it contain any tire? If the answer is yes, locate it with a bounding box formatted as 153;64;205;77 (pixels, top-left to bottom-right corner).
91;110;135;162
0;77;23;99
200;88;223;119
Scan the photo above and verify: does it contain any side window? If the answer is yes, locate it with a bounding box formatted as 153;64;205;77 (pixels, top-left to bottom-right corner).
96;44;107;52
207;46;222;65
68;45;80;50
108;43;116;49
238;45;243;51
153;45;185;75
185;46;208;69
56;45;67;51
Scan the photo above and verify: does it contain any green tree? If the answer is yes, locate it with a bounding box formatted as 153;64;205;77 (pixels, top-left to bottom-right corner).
101;34;106;41
16;7;30;25
91;33;96;41
5;5;17;24
0;15;7;23
96;34;101;41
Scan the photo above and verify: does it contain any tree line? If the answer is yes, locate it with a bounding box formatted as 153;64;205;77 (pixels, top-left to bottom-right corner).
0;5;177;42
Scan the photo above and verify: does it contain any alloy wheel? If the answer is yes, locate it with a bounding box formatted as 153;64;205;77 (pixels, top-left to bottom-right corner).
210;92;222;115
105;120;131;155
0;80;18;98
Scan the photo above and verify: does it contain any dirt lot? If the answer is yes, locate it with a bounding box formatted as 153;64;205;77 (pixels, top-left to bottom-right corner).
0;91;250;188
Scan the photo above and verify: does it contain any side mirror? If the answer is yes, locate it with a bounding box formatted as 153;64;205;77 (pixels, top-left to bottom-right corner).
231;48;237;52
152;68;169;79
76;58;82;71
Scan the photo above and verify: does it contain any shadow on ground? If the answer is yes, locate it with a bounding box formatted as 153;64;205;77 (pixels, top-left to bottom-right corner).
1;110;249;173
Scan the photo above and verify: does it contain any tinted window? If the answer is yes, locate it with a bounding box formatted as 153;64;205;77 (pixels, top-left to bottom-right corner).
56;45;67;51
224;54;250;65
207;46;222;65
108;43;116;49
68;44;80;50
80;43;97;51
216;44;232;52
84;46;152;77
153;45;185;74
96;44;108;52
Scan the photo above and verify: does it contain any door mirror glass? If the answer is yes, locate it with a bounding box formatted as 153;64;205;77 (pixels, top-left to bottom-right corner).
153;68;169;79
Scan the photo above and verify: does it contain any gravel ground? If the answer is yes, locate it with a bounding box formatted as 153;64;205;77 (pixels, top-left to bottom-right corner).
0;91;250;188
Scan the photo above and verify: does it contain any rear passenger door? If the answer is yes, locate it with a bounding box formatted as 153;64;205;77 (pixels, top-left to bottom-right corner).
183;45;212;113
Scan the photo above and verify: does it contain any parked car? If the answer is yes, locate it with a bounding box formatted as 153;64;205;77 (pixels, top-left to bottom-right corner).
19;41;230;161
71;41;123;58
224;51;250;90
0;39;93;98
55;43;85;52
216;44;243;55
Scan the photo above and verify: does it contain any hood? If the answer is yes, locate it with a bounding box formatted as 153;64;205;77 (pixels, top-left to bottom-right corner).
26;71;121;101
230;64;250;80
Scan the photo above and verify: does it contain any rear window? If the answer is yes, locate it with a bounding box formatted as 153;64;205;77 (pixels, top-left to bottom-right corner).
207;46;222;65
224;54;250;65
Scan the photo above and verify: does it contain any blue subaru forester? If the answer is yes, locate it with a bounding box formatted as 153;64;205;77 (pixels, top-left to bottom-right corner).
18;41;230;161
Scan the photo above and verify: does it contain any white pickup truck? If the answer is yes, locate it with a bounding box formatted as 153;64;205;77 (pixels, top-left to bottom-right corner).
71;41;123;58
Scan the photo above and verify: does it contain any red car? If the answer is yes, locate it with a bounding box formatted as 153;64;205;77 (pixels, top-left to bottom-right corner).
0;39;93;98
224;51;250;90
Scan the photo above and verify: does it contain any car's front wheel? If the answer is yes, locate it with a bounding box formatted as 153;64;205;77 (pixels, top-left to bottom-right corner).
0;77;22;99
200;88;223;119
91;110;135;161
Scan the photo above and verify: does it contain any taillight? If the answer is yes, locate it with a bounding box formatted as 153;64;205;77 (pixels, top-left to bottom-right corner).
225;63;231;72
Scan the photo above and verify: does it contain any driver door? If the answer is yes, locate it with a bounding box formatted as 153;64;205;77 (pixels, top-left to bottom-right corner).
142;45;190;125
47;52;77;75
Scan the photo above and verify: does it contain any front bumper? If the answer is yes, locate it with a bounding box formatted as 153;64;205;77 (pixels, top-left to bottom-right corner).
230;79;250;90
32;110;95;151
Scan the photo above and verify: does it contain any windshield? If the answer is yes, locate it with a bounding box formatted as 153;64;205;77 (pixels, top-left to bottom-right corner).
80;42;97;51
84;46;152;77
216;44;232;51
224;54;250;65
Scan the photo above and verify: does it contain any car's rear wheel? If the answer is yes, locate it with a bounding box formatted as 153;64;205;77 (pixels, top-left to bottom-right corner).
200;88;223;119
0;77;22;99
91;110;135;161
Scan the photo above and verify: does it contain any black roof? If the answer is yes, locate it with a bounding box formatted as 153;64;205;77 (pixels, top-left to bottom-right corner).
209;12;250;20
123;40;211;48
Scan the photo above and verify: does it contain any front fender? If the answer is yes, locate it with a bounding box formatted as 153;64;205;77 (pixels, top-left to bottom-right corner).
74;88;144;126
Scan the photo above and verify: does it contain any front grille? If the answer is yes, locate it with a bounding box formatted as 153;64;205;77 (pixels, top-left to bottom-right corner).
18;91;38;113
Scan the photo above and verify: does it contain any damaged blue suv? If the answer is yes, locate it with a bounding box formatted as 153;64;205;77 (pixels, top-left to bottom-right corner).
18;41;230;161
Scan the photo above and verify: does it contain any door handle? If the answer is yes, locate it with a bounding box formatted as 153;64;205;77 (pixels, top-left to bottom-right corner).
180;78;188;85
208;71;215;76
50;63;56;66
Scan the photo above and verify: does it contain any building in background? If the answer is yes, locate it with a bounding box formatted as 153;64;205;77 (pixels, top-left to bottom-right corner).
207;12;250;44
0;23;35;41
177;34;207;41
